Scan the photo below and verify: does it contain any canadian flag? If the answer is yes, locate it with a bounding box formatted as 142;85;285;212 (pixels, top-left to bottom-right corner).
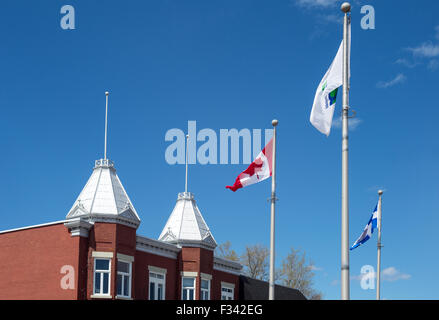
226;138;273;192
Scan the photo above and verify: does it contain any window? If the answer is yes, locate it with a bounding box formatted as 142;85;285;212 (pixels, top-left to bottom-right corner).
200;279;210;300
149;272;166;300
116;260;132;298
182;277;196;300
94;258;111;296
221;286;234;300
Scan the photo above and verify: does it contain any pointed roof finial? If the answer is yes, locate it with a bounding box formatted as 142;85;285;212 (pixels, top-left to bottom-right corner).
104;91;109;160
185;134;189;193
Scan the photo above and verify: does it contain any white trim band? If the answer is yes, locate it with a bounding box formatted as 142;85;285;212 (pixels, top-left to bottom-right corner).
181;271;198;277
0;220;68;235
117;253;134;262
149;265;168;275
200;273;212;280
92;251;114;258
221;281;235;289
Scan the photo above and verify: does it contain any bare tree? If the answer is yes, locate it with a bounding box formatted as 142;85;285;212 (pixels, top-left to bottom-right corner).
216;242;322;299
215;241;239;262
278;248;322;299
240;244;269;281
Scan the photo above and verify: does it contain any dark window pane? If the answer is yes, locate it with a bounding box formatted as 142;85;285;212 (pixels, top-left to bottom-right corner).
150;282;155;300
201;279;209;289
118;261;129;273
95;259;109;271
189;289;194;300
158;284;163;300
103;273;109;294
117;274;122;295
123;275;129;296
94;273;101;293
182;278;194;288
183;290;187;300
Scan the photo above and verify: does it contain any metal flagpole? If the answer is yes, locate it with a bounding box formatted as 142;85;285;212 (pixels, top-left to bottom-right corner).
340;2;351;300
376;190;383;300
104;91;109;160
269;119;278;300
185;134;189;193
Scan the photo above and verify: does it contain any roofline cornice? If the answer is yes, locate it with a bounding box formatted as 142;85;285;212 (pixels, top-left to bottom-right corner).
64;218;93;237
0;220;69;235
136;235;181;259
213;256;243;275
166;239;217;251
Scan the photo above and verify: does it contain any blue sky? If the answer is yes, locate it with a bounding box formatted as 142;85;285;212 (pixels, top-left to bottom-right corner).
0;0;438;300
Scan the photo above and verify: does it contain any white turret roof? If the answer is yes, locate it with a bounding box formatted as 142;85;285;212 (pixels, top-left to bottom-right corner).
66;159;141;229
159;192;217;249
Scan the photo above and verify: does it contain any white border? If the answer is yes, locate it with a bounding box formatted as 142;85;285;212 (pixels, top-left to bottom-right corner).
149;267;167;300
93;257;112;298
116;259;132;299
0;220;67;235
180;271;198;277
92;251;114;258
181;276;197;300
148;265;168;275
117;253;134;262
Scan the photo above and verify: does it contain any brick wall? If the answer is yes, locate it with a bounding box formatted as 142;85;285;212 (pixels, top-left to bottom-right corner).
0;221;240;300
212;269;240;300
134;250;178;300
0;223;82;300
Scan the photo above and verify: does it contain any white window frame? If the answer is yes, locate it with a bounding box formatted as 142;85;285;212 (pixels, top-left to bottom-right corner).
221;282;235;300
92;258;112;298
200;273;212;300
200;279;210;300
148;266;167;300
181;275;197;300
116;259;132;299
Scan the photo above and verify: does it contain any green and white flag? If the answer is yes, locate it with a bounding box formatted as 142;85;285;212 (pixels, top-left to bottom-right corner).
310;40;346;136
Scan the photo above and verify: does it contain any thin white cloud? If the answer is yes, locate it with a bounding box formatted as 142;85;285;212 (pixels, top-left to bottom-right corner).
395;58;418;68
407;42;439;58
376;73;406;89
381;267;411;282
294;0;339;8
332;116;362;130
317;13;342;25
428;59;439;71
309;265;324;271
330;279;339;286
399;27;439;72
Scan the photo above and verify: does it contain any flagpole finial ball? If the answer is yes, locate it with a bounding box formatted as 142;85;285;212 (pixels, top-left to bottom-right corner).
105;91;109;96
341;2;351;13
272;119;278;127
378;190;384;195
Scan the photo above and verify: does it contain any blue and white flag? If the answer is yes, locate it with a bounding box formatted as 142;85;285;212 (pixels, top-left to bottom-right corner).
350;204;378;250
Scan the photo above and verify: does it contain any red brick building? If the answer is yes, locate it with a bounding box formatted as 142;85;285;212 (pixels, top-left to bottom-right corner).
0;158;242;300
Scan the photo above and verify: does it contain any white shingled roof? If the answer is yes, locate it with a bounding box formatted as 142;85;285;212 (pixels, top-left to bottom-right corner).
159;192;217;249
66;159;140;228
